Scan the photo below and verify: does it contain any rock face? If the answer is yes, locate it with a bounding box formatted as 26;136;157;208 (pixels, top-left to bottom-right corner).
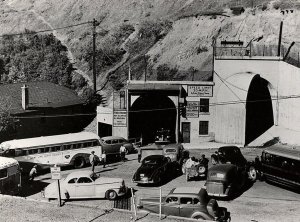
1;0;300;100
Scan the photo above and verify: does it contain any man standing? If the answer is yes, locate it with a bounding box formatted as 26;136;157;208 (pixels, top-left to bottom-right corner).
120;145;126;162
137;147;142;163
101;151;107;168
89;151;96;173
28;165;37;184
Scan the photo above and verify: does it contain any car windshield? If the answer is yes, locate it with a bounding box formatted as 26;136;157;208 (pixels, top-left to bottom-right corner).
143;158;162;165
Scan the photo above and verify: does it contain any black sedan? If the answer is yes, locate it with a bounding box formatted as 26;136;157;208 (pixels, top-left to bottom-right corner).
211;146;257;181
132;155;177;185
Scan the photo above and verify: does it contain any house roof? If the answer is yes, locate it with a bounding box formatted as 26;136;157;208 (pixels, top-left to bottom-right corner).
0;82;85;114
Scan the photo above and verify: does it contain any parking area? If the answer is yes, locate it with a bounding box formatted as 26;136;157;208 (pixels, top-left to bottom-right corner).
22;148;300;222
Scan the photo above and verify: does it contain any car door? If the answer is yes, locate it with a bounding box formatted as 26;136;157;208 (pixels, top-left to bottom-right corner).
111;139;119;154
164;196;180;216
179;197;195;218
65;177;77;197
75;177;95;198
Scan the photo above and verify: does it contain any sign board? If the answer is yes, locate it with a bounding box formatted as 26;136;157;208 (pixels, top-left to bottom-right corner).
187;85;213;97
113;110;127;127
186;101;199;118
51;167;61;180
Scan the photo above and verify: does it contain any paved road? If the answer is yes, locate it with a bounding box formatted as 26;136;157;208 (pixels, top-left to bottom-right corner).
23;148;300;222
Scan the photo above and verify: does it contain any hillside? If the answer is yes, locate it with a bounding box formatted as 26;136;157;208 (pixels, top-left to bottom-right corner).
1;0;300;106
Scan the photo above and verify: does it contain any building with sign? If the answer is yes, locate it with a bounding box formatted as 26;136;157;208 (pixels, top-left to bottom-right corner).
97;80;215;145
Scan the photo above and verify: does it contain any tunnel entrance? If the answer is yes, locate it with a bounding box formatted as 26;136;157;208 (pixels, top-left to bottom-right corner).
129;93;177;145
245;76;274;145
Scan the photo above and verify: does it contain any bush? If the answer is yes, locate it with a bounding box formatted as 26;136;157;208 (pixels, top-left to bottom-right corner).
156;64;178;81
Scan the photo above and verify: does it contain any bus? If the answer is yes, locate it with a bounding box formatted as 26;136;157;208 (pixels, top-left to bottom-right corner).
0;157;21;195
0;132;102;173
258;144;300;191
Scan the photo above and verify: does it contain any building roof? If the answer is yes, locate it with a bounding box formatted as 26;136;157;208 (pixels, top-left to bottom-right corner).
264;144;300;161
0;157;19;170
0;82;84;114
0;132;100;150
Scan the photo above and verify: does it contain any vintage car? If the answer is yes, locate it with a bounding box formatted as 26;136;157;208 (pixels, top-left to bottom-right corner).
163;143;189;165
42;170;127;200
132;155;178;185
211;146;257;181
100;136;135;155
137;187;230;221
205;163;249;198
155;128;172;145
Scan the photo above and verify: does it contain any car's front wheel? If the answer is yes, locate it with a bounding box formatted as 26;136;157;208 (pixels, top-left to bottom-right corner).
105;190;117;200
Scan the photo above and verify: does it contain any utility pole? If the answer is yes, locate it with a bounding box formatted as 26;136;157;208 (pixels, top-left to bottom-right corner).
277;21;283;57
93;18;100;92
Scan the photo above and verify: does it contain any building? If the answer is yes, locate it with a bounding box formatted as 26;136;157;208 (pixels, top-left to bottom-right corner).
97;41;300;146
0;81;95;142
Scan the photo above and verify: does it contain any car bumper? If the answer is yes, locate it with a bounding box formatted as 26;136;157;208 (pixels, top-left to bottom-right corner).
132;179;155;184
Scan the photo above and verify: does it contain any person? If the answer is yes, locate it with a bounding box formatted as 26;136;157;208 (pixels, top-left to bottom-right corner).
101;151;107;168
185;156;196;169
120;145;126;162
137;147;142;163
89;151;96;173
199;154;209;167
28;165;37;183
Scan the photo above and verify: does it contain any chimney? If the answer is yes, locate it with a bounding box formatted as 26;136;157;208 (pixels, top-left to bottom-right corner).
21;84;29;110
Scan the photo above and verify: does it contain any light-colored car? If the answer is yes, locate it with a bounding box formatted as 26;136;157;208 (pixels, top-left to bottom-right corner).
100;136;135;155
42;171;127;200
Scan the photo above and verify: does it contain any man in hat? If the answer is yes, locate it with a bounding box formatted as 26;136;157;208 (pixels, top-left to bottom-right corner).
89;151;96;173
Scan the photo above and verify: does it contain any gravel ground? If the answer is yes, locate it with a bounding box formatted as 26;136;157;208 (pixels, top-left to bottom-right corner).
0;196;187;222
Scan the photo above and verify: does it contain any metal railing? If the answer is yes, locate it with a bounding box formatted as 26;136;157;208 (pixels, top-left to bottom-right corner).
215;44;300;68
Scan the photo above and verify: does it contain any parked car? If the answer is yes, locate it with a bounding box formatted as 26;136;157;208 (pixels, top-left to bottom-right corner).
155;128;171;145
100;136;135;155
42;171;127;200
163;143;189;165
137;187;230;221
211;146;257;181
205;163;249;198
132;155;178;185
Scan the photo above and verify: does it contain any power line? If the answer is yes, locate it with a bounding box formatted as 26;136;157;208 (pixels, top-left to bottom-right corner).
0;21;92;38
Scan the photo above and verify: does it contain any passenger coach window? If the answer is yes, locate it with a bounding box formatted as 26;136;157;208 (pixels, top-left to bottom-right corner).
92;141;99;146
77;177;92;183
0;169;8;179
68;178;77;184
180;197;193;204
166;197;178;203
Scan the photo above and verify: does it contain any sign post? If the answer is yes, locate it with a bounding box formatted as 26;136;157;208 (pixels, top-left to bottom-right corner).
51;167;62;207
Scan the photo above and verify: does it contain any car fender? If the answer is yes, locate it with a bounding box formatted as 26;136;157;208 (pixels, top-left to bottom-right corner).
191;211;213;220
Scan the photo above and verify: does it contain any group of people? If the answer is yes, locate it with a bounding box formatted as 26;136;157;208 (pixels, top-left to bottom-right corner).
90;145;127;173
183;154;209;173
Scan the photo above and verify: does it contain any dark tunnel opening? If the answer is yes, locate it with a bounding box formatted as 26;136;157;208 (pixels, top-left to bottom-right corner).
129;93;177;145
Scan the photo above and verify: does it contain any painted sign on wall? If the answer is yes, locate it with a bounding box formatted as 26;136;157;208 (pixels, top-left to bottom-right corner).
187;85;213;97
186;101;199;118
113;110;127;127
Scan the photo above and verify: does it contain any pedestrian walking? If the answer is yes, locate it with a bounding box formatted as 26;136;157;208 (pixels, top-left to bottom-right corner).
28;165;37;184
101;151;107;168
89;151;96;173
120;145;126;162
137;147;142;163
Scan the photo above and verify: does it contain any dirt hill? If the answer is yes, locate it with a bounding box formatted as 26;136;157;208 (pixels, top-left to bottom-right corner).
1;0;300;105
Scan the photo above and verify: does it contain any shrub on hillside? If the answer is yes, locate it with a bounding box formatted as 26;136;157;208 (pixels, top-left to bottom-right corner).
156;64;178;81
0;31;74;88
